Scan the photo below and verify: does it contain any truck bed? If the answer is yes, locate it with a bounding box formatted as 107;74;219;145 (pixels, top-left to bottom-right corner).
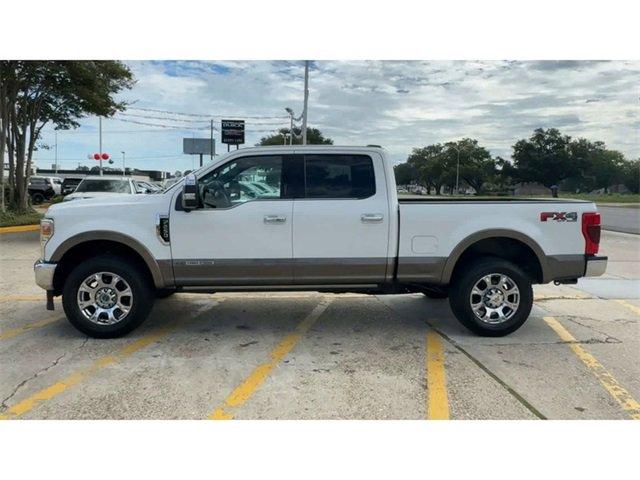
398;196;590;204
395;198;597;285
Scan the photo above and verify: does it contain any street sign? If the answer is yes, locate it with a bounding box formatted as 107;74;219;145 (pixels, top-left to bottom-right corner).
221;119;245;145
183;138;215;155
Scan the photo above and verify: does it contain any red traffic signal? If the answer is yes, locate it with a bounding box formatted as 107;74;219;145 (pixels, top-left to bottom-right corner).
93;153;101;160
101;153;110;160
92;153;110;160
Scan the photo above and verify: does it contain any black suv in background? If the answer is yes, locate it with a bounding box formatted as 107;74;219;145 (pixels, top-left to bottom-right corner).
28;177;56;204
61;177;83;196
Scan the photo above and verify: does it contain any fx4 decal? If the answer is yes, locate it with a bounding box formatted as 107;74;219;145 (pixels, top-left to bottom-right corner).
540;211;578;222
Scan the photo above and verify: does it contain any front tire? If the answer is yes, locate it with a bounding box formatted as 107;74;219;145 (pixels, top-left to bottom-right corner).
62;254;155;338
156;288;176;299
449;257;533;337
31;192;44;204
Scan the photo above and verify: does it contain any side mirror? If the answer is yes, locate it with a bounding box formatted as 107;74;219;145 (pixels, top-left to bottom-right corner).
181;173;199;211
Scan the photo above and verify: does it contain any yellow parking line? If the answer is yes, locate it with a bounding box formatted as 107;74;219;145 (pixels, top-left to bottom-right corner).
615;300;640;316
0;302;216;420
544;316;640;420
208;299;332;420
0;224;39;234
426;330;450;420
0;318;59;341
0;295;45;303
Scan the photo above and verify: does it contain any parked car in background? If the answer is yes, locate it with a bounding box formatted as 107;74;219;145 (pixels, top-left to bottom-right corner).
135;180;162;193
42;176;63;195
63;176;138;201
61;177;83;196
28;176;56;204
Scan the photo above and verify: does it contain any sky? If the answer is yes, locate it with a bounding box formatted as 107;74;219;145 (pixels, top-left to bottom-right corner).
34;60;639;173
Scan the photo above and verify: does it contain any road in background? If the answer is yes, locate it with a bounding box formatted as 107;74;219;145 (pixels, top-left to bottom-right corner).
597;205;640;235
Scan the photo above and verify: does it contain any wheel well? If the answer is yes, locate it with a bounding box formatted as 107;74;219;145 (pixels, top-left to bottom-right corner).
52;240;154;295
450;237;543;284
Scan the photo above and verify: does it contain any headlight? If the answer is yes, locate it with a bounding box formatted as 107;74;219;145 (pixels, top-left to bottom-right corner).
40;218;54;259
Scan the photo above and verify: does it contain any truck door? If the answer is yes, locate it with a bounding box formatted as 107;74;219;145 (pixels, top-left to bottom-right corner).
291;153;390;284
170;154;294;285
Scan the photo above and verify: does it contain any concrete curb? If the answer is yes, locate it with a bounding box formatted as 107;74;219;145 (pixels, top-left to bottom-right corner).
0;224;39;234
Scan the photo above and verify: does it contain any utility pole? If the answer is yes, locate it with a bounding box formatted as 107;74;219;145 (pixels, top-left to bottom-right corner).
121;151;126;175
98;116;103;176
210;119;214;160
301;60;309;145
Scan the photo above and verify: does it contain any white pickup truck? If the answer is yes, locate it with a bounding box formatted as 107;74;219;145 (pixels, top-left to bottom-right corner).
34;146;607;338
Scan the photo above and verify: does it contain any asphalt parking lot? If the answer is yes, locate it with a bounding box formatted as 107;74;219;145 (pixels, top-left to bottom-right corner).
1;230;638;420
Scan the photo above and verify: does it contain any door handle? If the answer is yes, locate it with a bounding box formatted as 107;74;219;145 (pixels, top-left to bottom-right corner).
264;215;287;224
361;213;384;223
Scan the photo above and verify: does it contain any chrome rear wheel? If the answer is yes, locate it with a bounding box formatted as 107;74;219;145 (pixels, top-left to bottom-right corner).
469;273;520;324
449;257;533;337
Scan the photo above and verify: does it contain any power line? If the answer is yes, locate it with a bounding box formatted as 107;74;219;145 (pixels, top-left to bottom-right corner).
117;111;288;126
128;106;288;120
118;112;213;123
110;118;211;130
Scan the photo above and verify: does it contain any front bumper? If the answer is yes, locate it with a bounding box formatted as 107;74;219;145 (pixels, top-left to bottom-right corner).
34;260;57;290
585;255;608;277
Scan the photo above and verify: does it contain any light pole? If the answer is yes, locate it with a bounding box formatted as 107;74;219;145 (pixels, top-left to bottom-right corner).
54;131;58;174
285;107;294;145
99;116;103;176
121;151;126;175
450;144;461;195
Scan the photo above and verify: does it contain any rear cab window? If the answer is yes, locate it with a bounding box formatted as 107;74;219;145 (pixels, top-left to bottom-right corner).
303;154;376;199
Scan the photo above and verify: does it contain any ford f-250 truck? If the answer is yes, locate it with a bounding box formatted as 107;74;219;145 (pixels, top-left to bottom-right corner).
34;146;607;338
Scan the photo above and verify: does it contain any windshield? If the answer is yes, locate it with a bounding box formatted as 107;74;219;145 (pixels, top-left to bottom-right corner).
75;179;131;193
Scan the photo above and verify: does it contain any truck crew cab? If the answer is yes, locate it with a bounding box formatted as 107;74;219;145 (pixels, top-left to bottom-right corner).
34;146;607;338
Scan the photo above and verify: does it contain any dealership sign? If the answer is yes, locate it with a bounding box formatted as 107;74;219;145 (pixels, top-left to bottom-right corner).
221;119;245;145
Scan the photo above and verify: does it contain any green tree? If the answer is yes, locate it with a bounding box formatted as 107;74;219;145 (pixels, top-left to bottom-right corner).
393;162;419;186
621;159;640;193
407;139;498;195
407;144;451;195
569;138;626;192
0;61;134;211
511;128;574;188
443;138;497;194
257;127;333;146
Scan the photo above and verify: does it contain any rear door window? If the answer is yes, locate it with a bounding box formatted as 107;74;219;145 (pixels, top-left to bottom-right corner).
303;154;375;199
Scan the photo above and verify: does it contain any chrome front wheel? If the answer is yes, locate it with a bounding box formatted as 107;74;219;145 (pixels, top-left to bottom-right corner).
77;271;134;325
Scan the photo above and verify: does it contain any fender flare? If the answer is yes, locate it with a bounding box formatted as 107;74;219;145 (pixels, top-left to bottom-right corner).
50;230;172;289
440;229;549;284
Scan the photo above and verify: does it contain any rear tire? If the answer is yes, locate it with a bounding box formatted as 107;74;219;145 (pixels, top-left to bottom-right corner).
62;254;155;338
449;257;533;337
31;192;44;204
